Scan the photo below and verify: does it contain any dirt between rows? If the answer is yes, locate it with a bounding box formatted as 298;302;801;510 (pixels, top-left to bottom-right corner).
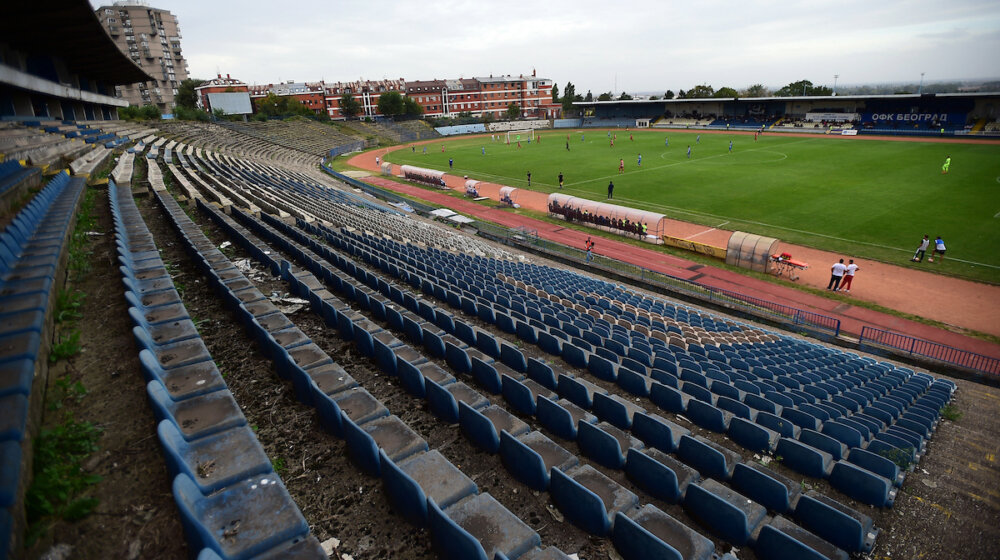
23;180;1000;560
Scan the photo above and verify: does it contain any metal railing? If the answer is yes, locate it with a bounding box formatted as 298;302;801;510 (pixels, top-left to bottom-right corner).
328;141;366;158
859;326;1000;375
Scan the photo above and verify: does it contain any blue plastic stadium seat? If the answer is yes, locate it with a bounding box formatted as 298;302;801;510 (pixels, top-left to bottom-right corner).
550;465;639;536
381;449;477;524
684;479;767;546
829;461;896;507
676;435;739;481
774;438;833;479
173;473;309;560
499;430;577;491
794;492;877;553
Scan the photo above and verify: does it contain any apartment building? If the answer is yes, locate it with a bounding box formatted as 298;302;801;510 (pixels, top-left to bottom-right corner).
94;1;189;111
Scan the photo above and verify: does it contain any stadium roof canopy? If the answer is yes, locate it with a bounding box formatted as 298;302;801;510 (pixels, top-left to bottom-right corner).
0;0;151;84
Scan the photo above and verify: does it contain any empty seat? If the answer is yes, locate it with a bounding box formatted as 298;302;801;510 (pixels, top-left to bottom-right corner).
684;479;766;546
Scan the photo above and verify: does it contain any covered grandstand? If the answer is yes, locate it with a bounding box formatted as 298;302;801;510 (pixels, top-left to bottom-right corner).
576;93;1000;136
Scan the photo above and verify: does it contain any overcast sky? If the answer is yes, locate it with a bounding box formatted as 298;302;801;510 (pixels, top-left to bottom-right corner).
92;0;1000;93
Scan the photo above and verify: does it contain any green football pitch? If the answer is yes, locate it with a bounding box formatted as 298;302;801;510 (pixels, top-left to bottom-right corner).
384;129;1000;283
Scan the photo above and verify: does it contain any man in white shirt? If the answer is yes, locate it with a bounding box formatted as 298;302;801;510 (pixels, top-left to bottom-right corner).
912;235;930;262
827;259;847;291
840;260;859;292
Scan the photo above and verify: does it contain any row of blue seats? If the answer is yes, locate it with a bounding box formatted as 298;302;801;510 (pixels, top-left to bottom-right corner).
190;198;565;560
236;207;863;560
330;224;952;508
224;204;752;560
0;170;86;557
1;160;42;203
111;180;322;560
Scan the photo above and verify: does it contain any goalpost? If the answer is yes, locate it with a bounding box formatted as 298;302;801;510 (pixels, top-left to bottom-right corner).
505;129;535;144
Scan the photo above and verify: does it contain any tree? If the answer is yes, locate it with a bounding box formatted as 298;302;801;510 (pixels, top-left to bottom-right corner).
584;90;593;102
775;80;833;96
649;96;660;100
403;96;423;116
340;93;361;118
560;82;576;115
713;87;738;98
742;84;769;98
551;83;559;104
619;92;633;100
677;89;685;98
377;91;404;117
175;78;204;110
664;90;675;99
506;103;521;120
597;92;613;101
684;84;715;98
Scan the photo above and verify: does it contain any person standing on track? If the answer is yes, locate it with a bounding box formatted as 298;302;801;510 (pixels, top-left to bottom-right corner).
827;259;847;291
840;260;859;292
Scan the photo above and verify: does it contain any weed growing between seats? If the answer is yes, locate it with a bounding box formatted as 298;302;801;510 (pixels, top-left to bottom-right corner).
940;403;963;421
48;331;82;363
24;415;103;547
67;187;97;282
53;289;85;324
879;447;915;470
47;375;87;411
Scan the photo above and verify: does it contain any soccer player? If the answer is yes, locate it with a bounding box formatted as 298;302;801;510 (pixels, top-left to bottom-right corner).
527;171;531;186
422;146;427;154
637;154;642;166
581;133;585;142
665;137;669;147
566;141;570;151
442;144;445;152
687;145;692;158
729;140;733;153
449;158;453;169
558;172;564;189
630;134;633;141
696;135;700;144
481;146;485;155
619;158;625;174
941;156;951;174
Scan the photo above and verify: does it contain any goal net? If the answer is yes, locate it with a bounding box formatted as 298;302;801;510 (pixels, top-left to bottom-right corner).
506;129;535;144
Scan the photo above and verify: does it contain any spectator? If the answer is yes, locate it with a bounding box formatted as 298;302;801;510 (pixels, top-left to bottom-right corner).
827;259;847;291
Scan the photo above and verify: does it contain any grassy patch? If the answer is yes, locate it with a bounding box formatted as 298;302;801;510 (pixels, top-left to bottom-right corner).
67;188;98;282
49;331;82;363
47;375;88;411
54;289;85;324
879;447;915;471
940;403;962;421
25;415;103;546
271;457;287;474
